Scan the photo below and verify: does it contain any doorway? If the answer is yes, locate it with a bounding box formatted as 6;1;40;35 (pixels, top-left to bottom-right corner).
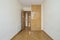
21;5;41;31
21;11;31;31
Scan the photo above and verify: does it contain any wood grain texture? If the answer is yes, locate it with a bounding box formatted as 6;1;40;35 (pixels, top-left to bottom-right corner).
21;11;26;30
11;27;53;40
21;11;31;30
31;5;41;31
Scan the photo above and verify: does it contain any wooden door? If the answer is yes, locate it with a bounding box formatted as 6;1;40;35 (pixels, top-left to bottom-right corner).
31;5;41;31
21;11;25;30
27;12;31;28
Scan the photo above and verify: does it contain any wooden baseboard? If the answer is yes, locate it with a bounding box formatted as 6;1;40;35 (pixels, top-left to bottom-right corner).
42;30;53;40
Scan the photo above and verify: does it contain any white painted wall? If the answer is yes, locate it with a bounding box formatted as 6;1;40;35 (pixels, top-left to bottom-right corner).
0;0;22;40
23;7;31;11
42;0;60;40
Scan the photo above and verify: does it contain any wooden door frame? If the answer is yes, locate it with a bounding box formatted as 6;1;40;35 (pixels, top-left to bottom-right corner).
21;10;25;31
21;10;31;31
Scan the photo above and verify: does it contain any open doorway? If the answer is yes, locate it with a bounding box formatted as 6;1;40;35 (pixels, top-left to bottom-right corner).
21;11;31;31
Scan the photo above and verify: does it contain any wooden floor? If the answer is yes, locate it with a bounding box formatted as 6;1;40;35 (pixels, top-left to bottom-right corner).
11;28;53;40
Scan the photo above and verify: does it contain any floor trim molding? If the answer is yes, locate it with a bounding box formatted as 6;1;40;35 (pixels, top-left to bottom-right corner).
11;30;22;40
42;30;53;40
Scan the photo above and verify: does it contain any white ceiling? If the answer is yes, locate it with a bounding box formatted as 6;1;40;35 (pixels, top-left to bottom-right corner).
19;0;44;7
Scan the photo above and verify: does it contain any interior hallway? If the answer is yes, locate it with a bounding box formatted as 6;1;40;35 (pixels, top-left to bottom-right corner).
11;27;53;40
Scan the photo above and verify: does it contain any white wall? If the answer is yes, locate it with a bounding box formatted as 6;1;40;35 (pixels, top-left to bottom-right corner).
42;0;60;40
0;0;22;40
23;7;31;11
